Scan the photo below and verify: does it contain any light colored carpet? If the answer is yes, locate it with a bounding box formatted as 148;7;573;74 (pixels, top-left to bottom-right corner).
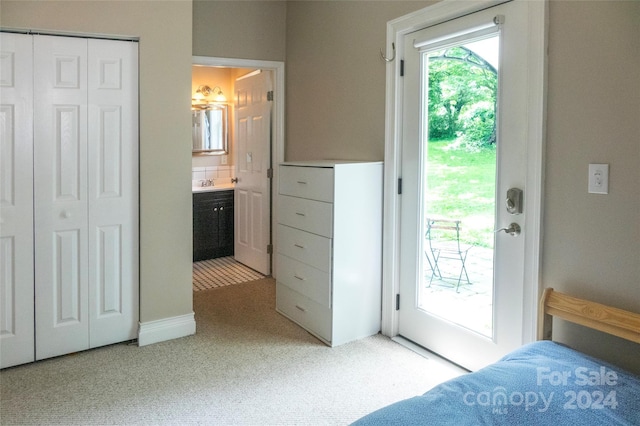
193;257;264;291
0;278;464;425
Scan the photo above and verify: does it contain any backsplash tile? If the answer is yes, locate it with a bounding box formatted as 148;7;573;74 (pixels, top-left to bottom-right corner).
192;169;206;181
192;165;235;185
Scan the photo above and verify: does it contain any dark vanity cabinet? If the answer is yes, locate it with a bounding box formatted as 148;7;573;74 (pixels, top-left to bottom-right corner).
193;190;234;261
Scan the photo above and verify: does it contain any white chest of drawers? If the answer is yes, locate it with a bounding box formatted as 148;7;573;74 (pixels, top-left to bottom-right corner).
276;160;383;346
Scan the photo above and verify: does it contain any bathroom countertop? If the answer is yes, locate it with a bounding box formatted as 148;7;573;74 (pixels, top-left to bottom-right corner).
192;183;235;193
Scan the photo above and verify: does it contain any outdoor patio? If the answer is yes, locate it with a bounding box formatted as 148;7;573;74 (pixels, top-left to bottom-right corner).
421;246;494;337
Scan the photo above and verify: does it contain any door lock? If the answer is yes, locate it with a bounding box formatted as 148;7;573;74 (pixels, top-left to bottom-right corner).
506;188;523;214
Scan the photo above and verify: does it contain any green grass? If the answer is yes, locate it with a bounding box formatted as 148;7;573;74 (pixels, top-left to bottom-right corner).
425;139;496;248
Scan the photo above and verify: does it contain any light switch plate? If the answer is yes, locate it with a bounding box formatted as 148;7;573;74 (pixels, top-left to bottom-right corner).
588;163;609;194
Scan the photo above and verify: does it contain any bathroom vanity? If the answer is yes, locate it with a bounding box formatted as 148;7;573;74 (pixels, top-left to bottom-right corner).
193;187;234;261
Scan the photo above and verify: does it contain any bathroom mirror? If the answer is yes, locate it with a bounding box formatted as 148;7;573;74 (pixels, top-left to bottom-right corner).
192;104;228;154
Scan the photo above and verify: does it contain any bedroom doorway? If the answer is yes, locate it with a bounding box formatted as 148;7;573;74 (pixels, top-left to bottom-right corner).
395;0;544;371
191;56;285;281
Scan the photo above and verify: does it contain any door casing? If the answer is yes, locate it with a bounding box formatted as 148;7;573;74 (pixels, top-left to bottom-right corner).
381;0;547;344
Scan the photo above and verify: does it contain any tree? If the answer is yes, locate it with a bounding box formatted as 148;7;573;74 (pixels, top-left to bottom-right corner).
427;46;497;149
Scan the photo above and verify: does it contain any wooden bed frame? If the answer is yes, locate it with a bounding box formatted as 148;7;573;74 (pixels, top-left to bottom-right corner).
538;287;640;344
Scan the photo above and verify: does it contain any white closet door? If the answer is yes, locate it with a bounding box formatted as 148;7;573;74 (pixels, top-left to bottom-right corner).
0;33;35;368
87;39;138;347
34;35;90;360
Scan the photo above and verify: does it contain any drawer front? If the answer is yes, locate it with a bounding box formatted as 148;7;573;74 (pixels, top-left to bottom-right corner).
277;254;331;308
193;189;233;203
277;224;331;272
276;282;331;343
277;195;333;237
279;165;334;202
213;190;234;203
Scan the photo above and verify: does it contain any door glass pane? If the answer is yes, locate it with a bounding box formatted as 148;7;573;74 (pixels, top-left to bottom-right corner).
418;35;499;338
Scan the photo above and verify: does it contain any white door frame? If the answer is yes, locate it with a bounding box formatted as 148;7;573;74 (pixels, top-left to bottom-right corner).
192;56;285;278
381;0;547;344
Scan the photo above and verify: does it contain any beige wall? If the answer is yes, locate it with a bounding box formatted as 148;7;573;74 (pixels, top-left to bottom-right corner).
543;0;640;372
285;1;433;161
1;1;194;323
192;0;286;61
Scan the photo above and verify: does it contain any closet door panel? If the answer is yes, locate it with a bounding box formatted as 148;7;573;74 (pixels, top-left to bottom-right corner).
0;33;35;368
88;39;139;347
34;35;90;360
55;230;82;322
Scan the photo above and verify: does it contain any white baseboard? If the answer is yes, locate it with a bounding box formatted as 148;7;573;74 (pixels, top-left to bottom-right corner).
138;312;196;346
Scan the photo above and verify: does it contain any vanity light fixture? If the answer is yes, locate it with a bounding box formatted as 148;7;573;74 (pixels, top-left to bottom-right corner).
192;85;227;109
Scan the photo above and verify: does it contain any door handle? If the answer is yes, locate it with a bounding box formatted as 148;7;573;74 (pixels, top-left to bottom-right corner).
495;223;521;236
231;177;238;183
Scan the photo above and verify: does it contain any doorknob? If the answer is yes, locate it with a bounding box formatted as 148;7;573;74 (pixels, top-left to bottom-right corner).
231;177;238;183
495;223;521;236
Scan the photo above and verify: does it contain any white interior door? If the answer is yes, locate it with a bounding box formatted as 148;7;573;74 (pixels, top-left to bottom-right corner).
34;35;90;359
87;38;139;347
398;1;535;371
234;70;272;275
0;33;35;369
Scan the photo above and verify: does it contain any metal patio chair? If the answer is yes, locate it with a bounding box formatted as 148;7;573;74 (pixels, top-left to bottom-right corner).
426;218;473;292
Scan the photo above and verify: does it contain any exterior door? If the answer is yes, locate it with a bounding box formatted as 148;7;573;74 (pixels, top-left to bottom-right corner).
0;32;35;369
398;1;536;371
234;70;272;275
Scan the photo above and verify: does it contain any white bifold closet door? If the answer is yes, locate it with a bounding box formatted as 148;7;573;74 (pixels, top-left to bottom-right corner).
0;33;138;368
0;33;35;368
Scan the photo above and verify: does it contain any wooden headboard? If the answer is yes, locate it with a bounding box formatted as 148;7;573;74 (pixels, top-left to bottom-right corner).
537;288;640;344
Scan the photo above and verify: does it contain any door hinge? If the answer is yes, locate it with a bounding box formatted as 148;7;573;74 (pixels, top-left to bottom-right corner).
400;59;404;77
267;244;273;254
398;178;402;195
267;168;273;179
396;294;400;310
267;90;274;101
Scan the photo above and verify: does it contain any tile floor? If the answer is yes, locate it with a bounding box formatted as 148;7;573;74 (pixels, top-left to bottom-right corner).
193;256;264;291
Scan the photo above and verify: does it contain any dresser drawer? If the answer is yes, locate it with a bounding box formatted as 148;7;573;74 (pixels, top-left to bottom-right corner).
276;282;331;343
277;195;333;237
277;254;331;308
277;224;331;272
279;165;334;202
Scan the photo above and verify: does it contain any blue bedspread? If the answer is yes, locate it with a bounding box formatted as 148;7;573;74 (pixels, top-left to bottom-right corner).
353;341;640;425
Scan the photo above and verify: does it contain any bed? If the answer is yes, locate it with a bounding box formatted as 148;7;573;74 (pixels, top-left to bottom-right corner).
352;288;640;425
